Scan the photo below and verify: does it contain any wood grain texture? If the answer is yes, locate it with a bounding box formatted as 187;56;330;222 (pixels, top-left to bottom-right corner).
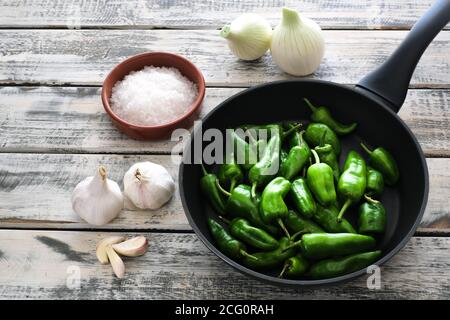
0;153;448;232
0;230;449;299
1;87;450;156
0;0;448;30
0;30;449;87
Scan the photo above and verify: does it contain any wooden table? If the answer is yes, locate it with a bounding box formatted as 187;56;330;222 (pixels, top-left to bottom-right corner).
0;0;449;300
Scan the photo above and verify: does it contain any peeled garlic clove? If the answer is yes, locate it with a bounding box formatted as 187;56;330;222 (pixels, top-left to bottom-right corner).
106;245;125;279
123;162;175;210
96;236;126;264
112;236;148;257
71;166;124;226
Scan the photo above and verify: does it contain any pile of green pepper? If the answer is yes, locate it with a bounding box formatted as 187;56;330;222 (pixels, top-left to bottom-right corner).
200;98;399;280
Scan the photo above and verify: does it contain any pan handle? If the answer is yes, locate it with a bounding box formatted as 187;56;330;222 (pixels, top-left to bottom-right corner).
356;0;450;112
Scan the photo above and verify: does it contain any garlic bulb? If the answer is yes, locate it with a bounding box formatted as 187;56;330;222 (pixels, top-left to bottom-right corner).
71;166;123;226
124;162;175;210
220;13;272;61
271;7;325;76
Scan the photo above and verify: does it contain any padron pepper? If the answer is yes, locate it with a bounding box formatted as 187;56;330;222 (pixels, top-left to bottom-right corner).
315;143;340;182
218;151;243;193
229;218;279;251
337;150;367;222
224;184;279;235
289;177;317;219
242;237;296;270
313;204;356;234
307;149;337;206
284;210;325;235
207;218;258;261
280;130;311;180
358;195;387;235
232;130;258;170
304;98;357;135
285;233;376;260
279;254;309;278
200;164;227;215
366;166;384;196
260;177;292;238
249;127;281;198
360;143;399;185
304;123;341;155
308;250;381;279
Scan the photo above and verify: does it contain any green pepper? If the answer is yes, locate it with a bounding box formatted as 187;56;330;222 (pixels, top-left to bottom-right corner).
315;144;340;182
366;166;384;196
286;233;376;260
360;143;399;185
289;177;317;219
218;151;244;193
280;131;311;180
224;184;279;235
229;218;279;251
358;195;386;235
304;98;357;135
304;123;341;155
313;204;356;233
260;177;291;238
308;250;381;279
307;149;337;206
248;128;281;198
284;210;325;235
232;131;258;170
337;150;367;222
200;164;227;215
242;237;296;270
242;123;301;142
207;218;257;261
279;254;309;278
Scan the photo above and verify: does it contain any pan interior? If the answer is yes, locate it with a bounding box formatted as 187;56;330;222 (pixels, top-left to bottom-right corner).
180;80;427;284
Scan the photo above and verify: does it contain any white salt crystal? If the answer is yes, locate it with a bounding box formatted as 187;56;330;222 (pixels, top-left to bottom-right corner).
110;66;198;126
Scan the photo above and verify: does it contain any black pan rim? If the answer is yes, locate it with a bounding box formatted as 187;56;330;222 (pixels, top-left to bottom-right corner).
179;79;429;287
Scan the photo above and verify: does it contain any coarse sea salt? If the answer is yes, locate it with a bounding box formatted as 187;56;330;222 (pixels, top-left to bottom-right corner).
110;66;198;126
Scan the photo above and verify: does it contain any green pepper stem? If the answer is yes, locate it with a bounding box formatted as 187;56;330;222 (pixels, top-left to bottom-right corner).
282;123;302;140
240;249;258;261
319;130;327;147
337;199;352;222
278;262;290;278
303;98;318;113
360;142;373;155
218;215;231;225
278;218;291;239
200;163;208;176
311;149;320;164
229;179;237;193
364;194;380;204
215;179;231;197
282;239;301;253
291;230;305;241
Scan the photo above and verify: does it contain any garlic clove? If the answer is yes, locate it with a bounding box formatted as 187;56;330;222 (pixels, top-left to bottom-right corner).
112;236;148;257
72;166;124;226
96;236;126;264
106;245;126;279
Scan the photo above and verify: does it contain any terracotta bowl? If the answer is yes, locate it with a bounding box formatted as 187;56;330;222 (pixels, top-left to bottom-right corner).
101;52;205;140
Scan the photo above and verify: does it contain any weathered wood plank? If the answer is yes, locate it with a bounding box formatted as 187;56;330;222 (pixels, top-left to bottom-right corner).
1;87;450;157
0;153;448;232
0;230;448;299
0;0;448;30
0;30;449;87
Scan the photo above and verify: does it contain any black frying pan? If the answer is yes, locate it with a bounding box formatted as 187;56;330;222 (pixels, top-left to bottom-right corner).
180;0;450;286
